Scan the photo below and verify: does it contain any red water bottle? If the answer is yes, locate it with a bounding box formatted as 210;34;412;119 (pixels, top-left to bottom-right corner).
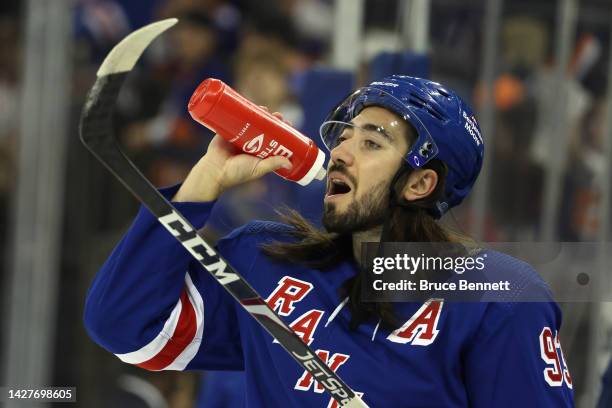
188;78;326;186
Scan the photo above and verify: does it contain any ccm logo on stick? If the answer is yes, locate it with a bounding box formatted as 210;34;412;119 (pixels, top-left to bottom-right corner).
159;211;239;285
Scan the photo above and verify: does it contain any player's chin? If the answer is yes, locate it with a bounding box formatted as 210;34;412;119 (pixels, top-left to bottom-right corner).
323;198;351;222
323;198;347;216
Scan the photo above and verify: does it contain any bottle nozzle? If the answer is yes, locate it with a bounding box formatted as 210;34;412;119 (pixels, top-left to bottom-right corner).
315;168;326;180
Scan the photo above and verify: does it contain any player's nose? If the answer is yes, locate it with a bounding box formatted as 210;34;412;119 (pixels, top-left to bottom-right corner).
330;139;355;167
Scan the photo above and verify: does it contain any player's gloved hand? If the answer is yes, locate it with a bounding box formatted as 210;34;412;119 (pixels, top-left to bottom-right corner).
173;110;293;203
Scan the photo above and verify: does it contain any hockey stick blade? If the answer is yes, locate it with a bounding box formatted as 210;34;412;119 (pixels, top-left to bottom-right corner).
79;19;368;408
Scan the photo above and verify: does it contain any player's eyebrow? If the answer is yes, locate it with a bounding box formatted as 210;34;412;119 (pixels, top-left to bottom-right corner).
362;123;395;143
348;120;395;143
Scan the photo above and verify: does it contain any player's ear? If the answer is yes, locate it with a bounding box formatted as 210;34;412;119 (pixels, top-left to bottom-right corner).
402;168;438;202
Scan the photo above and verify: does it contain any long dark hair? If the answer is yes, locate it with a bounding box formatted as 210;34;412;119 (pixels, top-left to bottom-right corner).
261;159;460;330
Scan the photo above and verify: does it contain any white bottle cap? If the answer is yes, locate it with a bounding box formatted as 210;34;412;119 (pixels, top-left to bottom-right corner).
295;149;327;186
315;167;327;180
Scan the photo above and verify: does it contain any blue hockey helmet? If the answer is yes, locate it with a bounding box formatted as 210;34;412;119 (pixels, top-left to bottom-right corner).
320;75;485;218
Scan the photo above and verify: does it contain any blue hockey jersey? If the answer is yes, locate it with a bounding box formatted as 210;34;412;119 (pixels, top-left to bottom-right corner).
84;185;575;407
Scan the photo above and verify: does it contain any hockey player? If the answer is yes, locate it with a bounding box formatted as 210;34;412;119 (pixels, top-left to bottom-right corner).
84;76;575;407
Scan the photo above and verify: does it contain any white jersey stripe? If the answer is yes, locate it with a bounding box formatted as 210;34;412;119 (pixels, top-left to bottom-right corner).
115;272;204;369
115;297;182;364
163;273;204;370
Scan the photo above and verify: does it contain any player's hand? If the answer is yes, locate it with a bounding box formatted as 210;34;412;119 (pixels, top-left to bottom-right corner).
173;111;293;203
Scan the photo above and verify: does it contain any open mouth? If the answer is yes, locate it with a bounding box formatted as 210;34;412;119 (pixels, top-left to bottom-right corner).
327;178;352;197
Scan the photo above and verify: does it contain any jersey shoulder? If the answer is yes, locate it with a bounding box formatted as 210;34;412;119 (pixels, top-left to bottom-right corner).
242;220;296;236
216;220;298;258
471;249;562;334
478;249;554;304
222;220;296;242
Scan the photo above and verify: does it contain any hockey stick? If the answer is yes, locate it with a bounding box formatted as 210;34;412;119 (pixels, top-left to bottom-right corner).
79;19;367;408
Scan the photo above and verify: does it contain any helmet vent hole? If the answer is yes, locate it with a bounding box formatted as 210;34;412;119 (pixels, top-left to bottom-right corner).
437;88;451;98
408;97;425;108
409;93;429;105
426;107;445;121
408;96;446;121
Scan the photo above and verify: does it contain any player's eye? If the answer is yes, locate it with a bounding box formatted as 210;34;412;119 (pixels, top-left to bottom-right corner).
365;139;382;149
330;135;344;149
334;126;354;145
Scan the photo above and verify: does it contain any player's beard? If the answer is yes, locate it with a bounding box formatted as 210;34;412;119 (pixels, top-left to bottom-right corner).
323;181;390;234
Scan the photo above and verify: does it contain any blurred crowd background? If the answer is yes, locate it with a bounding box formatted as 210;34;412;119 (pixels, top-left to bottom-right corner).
2;0;612;407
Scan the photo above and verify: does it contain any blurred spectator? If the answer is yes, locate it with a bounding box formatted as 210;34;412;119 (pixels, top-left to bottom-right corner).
162;11;231;115
281;0;333;57
117;0;161;29
238;15;310;73
474;73;542;240
157;0;223;18
502;15;549;77
157;0;242;55
119;11;231;186
558;33;609;241
0;16;19;193
0;14;20;318
234;51;304;127
429;1;483;94
561;97;607;241
74;0;131;63
529;38;592;174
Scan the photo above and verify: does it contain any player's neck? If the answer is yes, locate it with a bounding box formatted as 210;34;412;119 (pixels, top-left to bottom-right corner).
351;225;383;263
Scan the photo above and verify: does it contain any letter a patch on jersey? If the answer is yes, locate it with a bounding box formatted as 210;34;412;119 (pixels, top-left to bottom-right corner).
387;299;443;345
273;309;324;346
290;310;324;345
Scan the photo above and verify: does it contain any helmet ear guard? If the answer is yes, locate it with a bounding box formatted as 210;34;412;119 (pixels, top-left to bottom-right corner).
402;111;439;169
